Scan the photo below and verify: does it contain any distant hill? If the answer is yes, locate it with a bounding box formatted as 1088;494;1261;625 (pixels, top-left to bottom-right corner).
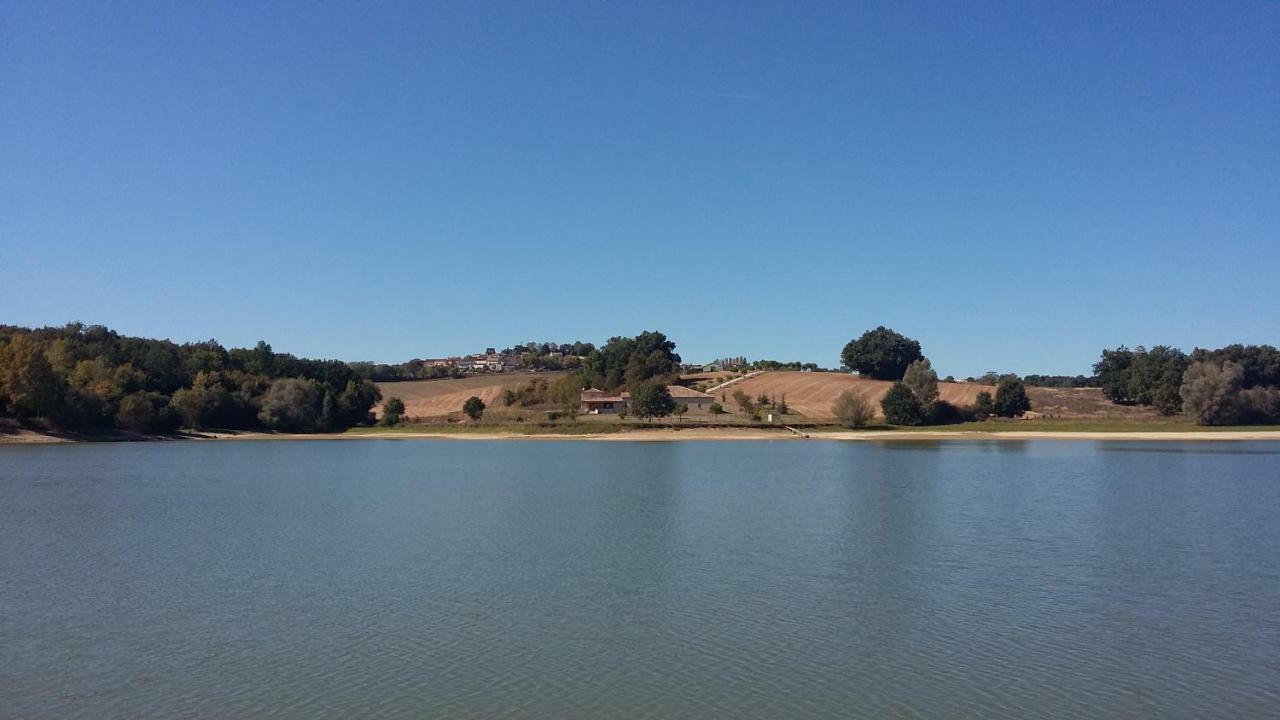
374;372;569;419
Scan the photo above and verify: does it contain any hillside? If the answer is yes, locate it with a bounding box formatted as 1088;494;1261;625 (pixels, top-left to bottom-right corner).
375;372;569;419
691;371;1160;421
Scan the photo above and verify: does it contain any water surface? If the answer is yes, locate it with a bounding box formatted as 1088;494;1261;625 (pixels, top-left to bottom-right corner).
2;440;1278;718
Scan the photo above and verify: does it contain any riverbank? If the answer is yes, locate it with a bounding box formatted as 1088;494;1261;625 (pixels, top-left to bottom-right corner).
7;425;1280;444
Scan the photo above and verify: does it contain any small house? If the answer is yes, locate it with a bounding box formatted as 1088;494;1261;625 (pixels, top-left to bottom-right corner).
580;388;626;414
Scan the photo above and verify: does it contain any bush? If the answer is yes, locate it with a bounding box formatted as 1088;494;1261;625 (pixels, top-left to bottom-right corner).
927;399;971;425
833;390;874;428
709;402;725;415
381;397;405;426
841;327;924;380
992;378;1031;417
732;389;754;414
881;382;925;425
462;396;486;420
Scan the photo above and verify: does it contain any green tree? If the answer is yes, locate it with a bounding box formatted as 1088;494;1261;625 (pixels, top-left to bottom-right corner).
463;395;486;420
115;391;177;433
629;381;675;420
709;402;725;415
992;378;1031;417
0;333;65;418
841;327;924;380
1094;346;1136;403
673;403;689;420
972;391;994;420
1180;360;1243;426
902;358;939;408
833;390;875;428
381;397;406;426
550;373;584;412
583;331;681;390
319;390;338;430
258;378;324;432
337;379;381;426
880;382;925;425
1239;386;1280;424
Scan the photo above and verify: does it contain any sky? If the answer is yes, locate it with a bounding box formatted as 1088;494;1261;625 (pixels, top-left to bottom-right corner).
2;1;1277;377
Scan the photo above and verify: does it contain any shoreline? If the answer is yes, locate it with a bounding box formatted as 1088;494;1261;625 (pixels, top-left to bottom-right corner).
5;427;1280;444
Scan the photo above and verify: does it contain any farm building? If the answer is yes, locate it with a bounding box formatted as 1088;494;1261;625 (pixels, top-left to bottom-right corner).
616;385;717;413
580;388;627;414
581;385;716;415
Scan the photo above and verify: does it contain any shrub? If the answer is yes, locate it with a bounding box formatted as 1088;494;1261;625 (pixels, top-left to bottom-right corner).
927;399;971;425
709;402;725;415
833;390;874;428
881;382;925;425
381;397;405;426
463;395;486;420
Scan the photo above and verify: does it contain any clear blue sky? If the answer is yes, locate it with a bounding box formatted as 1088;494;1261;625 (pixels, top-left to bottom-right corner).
3;2;1277;377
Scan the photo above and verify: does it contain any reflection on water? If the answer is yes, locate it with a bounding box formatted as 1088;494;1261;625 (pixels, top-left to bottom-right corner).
2;440;1278;719
875;438;1033;453
1097;442;1280;455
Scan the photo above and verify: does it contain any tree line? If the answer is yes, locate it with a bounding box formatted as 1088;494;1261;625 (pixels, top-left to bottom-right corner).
0;324;382;435
835;327;1031;427
1095;344;1280;425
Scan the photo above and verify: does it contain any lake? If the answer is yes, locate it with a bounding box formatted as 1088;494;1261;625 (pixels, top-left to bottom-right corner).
2;439;1278;718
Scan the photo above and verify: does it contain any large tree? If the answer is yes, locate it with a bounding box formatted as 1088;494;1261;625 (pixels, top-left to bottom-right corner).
992;378;1031;417
0;333;65;418
1180;360;1244;426
841;327;924;380
258;378;325;432
628;381;675;421
583;331;681;390
1094;345;1188;414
